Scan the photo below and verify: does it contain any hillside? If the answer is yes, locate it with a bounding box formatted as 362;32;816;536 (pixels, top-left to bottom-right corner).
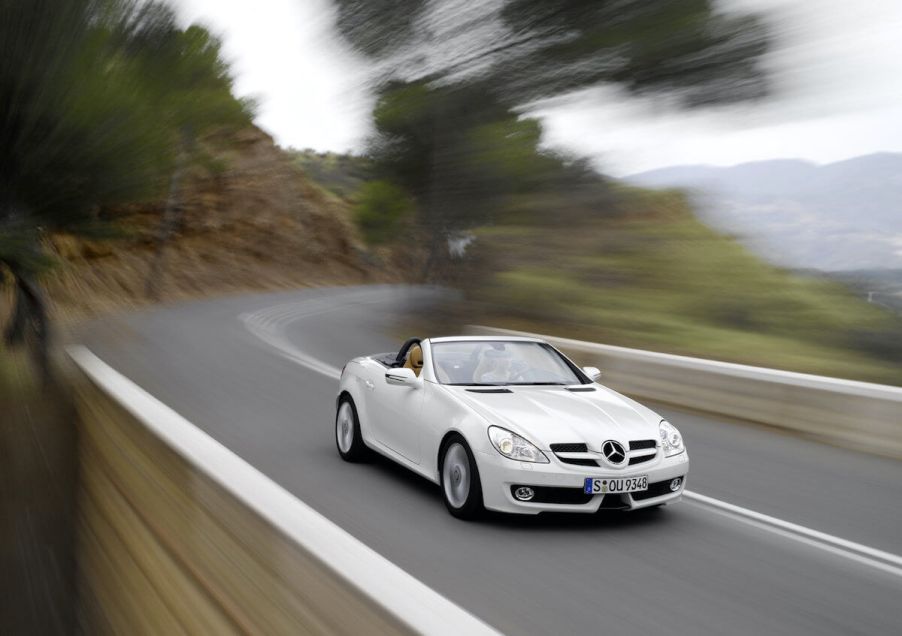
28;128;403;322
453;187;902;386
627;153;902;271
288;149;370;201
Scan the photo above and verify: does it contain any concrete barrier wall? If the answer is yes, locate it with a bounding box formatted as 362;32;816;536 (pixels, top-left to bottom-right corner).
68;347;497;635
469;326;902;460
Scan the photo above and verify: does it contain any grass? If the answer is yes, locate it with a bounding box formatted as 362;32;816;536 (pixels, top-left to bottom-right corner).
456;188;902;386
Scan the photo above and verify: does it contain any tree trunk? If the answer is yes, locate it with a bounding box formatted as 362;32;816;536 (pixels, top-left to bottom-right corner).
420;228;445;282
3;260;51;384
145;128;194;300
421;103;446;283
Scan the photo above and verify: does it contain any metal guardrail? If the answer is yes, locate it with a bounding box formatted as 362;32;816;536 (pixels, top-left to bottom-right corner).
468;326;902;459
68;346;499;635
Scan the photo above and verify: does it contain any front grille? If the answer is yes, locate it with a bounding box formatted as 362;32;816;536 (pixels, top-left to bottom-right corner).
550;443;587;453
552;441;657;468
632;478;682;501
560;458;598;467
550;443;598;467
511;485;593;505
628;439;657;465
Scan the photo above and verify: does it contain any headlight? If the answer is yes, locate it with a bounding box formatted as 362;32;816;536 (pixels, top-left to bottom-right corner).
488;426;549;463
659;420;684;457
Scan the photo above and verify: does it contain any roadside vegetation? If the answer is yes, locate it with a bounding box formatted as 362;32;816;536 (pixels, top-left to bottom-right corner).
1;0;253;377
0;1;395;381
459;187;902;385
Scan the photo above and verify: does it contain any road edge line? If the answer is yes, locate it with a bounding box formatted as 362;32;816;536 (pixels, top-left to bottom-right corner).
684;491;902;578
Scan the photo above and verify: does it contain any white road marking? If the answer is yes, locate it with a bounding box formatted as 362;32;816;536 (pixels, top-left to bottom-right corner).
68;345;501;636
684;491;902;579
239;288;397;380
241;293;902;581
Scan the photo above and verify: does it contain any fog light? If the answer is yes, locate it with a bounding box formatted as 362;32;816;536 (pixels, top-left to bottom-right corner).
670;478;683;492
514;486;535;501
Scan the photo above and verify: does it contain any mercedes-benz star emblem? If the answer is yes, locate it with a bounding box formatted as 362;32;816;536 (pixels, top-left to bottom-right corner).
601;440;626;465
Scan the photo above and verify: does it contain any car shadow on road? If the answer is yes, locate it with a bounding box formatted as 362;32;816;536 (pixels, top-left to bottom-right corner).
480;506;671;532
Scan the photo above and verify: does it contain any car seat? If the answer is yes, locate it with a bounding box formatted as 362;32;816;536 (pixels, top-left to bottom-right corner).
403;344;424;377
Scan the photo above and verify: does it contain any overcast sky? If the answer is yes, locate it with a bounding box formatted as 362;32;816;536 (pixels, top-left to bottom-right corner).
174;0;902;176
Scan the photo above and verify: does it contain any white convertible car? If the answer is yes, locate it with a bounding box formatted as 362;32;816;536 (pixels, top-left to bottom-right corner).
335;336;688;519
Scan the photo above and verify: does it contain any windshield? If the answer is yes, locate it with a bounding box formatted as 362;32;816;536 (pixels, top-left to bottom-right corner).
431;340;586;386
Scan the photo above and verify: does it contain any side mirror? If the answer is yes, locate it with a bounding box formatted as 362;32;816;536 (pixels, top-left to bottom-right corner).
582;366;602;382
385;368;420;387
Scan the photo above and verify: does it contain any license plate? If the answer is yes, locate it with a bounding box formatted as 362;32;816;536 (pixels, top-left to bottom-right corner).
584;475;648;495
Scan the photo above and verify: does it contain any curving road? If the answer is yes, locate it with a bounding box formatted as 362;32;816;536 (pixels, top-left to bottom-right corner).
80;285;902;635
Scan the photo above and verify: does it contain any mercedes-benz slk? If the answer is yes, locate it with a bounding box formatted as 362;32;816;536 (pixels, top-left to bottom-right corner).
335;336;688;519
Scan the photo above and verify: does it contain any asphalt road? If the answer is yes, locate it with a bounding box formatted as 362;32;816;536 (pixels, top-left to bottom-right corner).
80;285;902;635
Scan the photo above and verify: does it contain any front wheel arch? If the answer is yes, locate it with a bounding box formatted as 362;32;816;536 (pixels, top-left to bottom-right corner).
437;430;467;479
438;433;484;520
335;394;370;462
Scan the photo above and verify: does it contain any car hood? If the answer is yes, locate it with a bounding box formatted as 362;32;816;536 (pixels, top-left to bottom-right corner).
444;385;661;449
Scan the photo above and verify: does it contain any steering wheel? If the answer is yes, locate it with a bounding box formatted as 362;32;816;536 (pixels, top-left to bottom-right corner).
394;337;422;366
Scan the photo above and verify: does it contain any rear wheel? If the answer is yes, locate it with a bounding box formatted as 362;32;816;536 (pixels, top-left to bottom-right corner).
335;397;368;462
440;436;484;520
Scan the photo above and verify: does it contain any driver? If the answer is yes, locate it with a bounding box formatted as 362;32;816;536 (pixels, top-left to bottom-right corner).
476;349;513;384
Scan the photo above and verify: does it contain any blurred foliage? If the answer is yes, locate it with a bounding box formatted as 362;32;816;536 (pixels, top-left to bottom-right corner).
460;187;902;385
334;0;771;274
364;81;558;254
0;0;252;376
353;181;414;245
334;0;770;105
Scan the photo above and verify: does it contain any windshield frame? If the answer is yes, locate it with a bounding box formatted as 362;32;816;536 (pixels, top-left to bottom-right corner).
429;339;592;386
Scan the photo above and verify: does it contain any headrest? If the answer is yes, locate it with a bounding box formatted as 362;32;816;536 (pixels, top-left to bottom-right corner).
409;345;423;368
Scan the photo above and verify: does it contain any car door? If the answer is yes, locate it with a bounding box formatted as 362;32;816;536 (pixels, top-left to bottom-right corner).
370;369;425;465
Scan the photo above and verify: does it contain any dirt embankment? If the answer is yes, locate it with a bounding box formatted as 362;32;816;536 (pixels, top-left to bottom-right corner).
39;127;404;321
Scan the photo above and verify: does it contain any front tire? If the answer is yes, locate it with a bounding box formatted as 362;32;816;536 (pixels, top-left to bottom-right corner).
440;436;484;520
336;397;369;462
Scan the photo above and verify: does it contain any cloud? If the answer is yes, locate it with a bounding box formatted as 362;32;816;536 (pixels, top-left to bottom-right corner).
173;0;372;151
173;0;902;173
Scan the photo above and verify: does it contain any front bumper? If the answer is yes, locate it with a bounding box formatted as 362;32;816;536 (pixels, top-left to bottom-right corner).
476;447;689;514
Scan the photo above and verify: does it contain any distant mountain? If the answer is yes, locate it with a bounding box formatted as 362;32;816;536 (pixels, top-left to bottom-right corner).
627;153;902;271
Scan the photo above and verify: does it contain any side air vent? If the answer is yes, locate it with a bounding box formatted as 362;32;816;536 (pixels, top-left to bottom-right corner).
565;387;596;393
465;388;513;394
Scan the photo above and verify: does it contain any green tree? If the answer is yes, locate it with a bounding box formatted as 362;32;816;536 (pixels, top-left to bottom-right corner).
364;79;567;277
335;0;770;106
117;5;254;298
334;0;771;279
354;181;414;245
0;0;251;377
1;0;167;377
